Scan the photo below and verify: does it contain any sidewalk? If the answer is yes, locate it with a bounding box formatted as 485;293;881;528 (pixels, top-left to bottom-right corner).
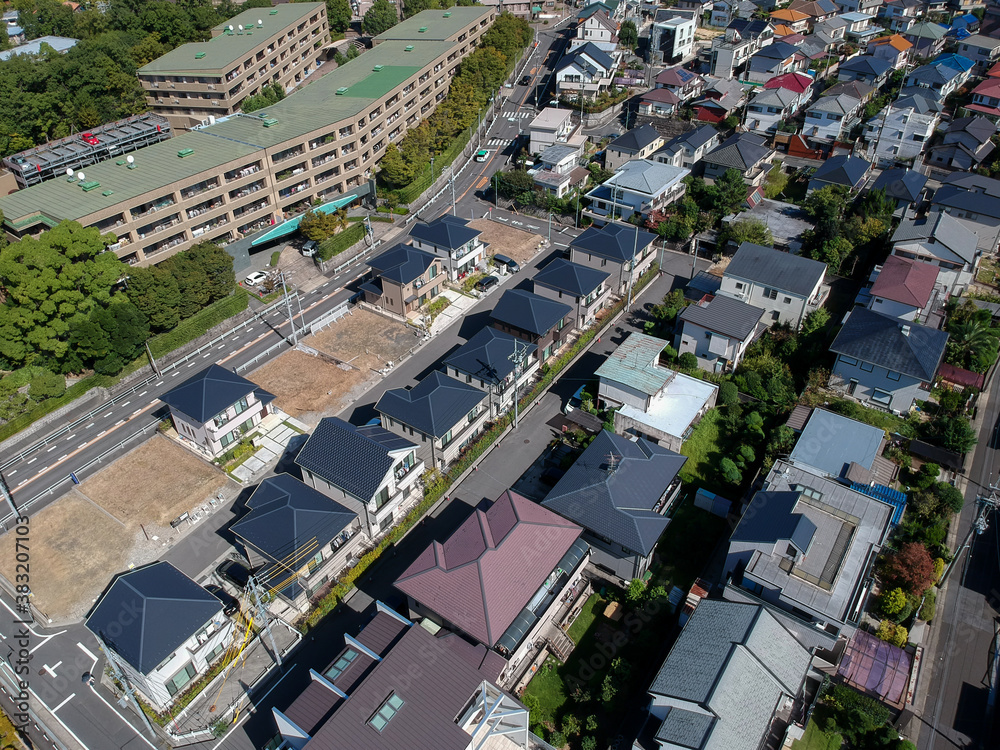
230;409;309;483
428;288;481;336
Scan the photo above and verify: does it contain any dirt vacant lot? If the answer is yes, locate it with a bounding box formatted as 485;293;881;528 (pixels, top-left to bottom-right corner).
0;491;133;622
251;349;367;422
80;435;228;527
470;219;544;267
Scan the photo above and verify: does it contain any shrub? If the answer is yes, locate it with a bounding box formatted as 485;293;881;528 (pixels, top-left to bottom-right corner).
586;715;598;731
678;352;699;371
933;557;945;582
28;371;66;400
626;578;645;602
879;587;907;617
561;714;581;736
718;381;739;407
269;250;282;268
581;738;597;750
919;588;936;621
880;542;935;596
549;730;567;748
601;674;617;703
876;620;908;648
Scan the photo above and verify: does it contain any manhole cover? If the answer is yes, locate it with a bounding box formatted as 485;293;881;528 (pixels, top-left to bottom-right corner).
524;439;530;444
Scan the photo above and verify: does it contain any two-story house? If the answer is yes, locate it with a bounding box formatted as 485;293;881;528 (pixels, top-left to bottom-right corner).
902;55;973;102
375;370;490;470
533;144;588;198
929;172;1000;255
442;326;539;418
408;215;487;281
964;76;1000;121
719;242;828;327
533;258;611;328
569;222;659;296
957;33;1000;73
676;294;766;372
838;55;893;87
725;459;894;640
653;125;721;170
596;332;719;451
654;66;705;101
926;116;997;174
864;93;942;166
702;132;775;186
867;167;929;214
585;159;691;221
528;107;581;155
803;94;863;142
890;209;980;292
231;473;364;610
788;0;840;22
830;307;948;411
709;18;775;78
842;11;879;41
555;42;616;100
160;363;275;459
808;154;873;193
361;243;443;319
490;288;575;363
605;124;665;171
902;21;949;58
574;7;619;49
650;16;697;64
746;87;805;134
881;0;923;32
746;41;805;84
543;430;687;581
395;489;589;679
296;417;424;537
866;254;943;323
692;76;750;122
867;33;913;69
86;562;235;711
835;0;884;13
770;8;812;32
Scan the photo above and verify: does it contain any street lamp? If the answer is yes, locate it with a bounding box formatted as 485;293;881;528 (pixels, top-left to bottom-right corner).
430;155;435;185
547;212;553;242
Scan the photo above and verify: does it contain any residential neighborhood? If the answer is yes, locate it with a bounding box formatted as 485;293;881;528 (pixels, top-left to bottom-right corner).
0;1;999;750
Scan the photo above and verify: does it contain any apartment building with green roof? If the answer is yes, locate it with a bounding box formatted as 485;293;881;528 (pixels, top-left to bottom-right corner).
0;6;496;266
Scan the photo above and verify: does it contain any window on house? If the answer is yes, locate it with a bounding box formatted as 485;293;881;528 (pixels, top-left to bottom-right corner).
374;485;391;510
734;282;744;290
871;389;892;407
860;361;874;372
887;370;901;381
166;663;197;697
763;288;778;300
369;693;405;731
771;311;780;321
783;297;792;304
839;355;858;366
790;484;823;501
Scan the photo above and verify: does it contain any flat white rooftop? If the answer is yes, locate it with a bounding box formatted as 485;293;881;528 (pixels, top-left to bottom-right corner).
618;371;717;439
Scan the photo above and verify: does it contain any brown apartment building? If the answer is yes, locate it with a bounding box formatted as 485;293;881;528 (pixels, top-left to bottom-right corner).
0;7;496;266
138;3;330;130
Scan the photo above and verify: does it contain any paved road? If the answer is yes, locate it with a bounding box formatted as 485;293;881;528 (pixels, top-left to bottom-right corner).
914;363;1000;750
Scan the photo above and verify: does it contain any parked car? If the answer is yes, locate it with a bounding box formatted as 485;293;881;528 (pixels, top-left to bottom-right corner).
301;240;318;257
205;584;241;616
519;74;532;86
475;275;500;292
216;559;252;590
244;271;268;286
81;132;99;145
474;149;489;162
563;384;587;414
493;254;520;274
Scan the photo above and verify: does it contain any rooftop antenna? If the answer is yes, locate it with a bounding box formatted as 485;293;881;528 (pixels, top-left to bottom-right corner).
605;452;620;475
126;155;134;164
258;18;263;25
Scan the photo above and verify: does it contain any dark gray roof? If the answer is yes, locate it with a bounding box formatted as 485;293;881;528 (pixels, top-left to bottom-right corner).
542;430;687;555
533;258;610;296
408;214;480;251
571;222;658;262
840;55;892;76
892;93;943;115
232;474;358;598
86;562;222;675
366;243;438;285
490;288;572;336
731;491;817;553
648;599;811;750
789;408;886;478
295;418;415;502
891;211;978;263
443;326;537;383
556;42;615;74
810;154;871;189
945;115;997;145
932;172;1000;219
375;371;487;438
725;242;826;297
830;307;948;381
870;168;927;204
676;124;719;150
703;133;771;171
679;294;765;340
297;614;511;749
609;123;662;154
160;363;274;424
754;41;799;60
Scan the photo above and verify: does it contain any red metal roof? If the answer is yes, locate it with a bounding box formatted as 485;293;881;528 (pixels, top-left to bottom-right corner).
870;255;939;308
764;72;813;94
394;490;582;647
938;362;985;390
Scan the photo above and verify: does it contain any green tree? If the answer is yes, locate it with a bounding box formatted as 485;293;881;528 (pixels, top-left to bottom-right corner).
324;0;353;33
714;168;749;217
184;241;235;301
125;266;181;332
363;0;398;35
879;587;907;617
717;217;773;250
720;458;743;485
718;381;739;407
378;143;416;189
626;578;645;602
678;352;699;371
811;236;854;274
745;411;765;438
946;319;998;371
937;415;977;454
581;738;597;750
763;163;788;199
801;307;830;336
619;20;638;50
28;370;66;400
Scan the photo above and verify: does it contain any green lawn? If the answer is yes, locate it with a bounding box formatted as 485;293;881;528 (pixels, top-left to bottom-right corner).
567;593;604;644
791;718;842;750
679;409;726;492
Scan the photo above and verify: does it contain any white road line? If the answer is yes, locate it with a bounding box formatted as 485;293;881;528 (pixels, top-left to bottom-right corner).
77;642;98;671
171;371;180;376
202;352;211;358
51;693;75;713
155;381;163;386
120;401;129;408
5;470;13;477
103;411;113;418
15;480;25;487
131;409;142;416
186;362;195;367
85;422;94;428
97;430;106;437
138;391;147;397
42;661;61;677
58;454;68;461
47;445;57;452
114;420;124;427
86;683;156;750
26;458;36;465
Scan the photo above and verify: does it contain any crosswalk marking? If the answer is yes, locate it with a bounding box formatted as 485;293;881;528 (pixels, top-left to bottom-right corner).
487;138;506;146
502;111;533;119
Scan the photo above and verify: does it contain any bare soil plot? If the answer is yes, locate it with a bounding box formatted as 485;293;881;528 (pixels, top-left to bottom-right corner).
470;219;544;267
250;349;368;421
0;491;133;622
80;435;227;527
308;308;419;373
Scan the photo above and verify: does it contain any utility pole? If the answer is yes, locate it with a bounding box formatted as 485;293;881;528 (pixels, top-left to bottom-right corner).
248;574;283;667
451;168;456;215
144;341;161;378
508;339;531;429
547;212;553;242
279;271;298;346
627;220;640;308
96;636;157;740
940;482;1000;587
0;473;17;523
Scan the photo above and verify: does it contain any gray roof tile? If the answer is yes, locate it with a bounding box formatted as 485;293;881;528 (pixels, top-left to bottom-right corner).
703;133;772;171
890;210;978;263
810;154;871;190
408;214;481;250
366;243;438;284
572;222;658;262
731;491;818;553
490;288;572;336
679;294;765;340
829;307;948;381
533;258;609;296
609;124;662;153
725;242;826;297
375;371;487;438
160;364;273;424
443;327;537;383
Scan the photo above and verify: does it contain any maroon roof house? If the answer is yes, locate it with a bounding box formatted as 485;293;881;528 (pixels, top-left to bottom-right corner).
868;255;942;324
394;490;590;684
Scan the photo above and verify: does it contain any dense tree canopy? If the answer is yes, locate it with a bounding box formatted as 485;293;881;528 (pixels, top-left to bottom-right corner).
363;0;398;35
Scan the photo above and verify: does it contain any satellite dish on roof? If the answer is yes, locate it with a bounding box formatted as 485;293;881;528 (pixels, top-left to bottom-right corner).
126;155;134;164
65;167;73;177
228;25;234;31
77;172;85;181
238;24;243;31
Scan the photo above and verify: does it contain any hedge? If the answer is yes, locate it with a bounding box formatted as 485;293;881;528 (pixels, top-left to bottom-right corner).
0;372;113;443
299;263;660;631
317;223;365;261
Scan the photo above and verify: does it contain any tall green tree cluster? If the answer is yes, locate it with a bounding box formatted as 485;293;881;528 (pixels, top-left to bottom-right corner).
403;0;478;18
242;83;286;114
0;0;272;157
379;13;532;190
944;299;999;373
363;0;398;35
